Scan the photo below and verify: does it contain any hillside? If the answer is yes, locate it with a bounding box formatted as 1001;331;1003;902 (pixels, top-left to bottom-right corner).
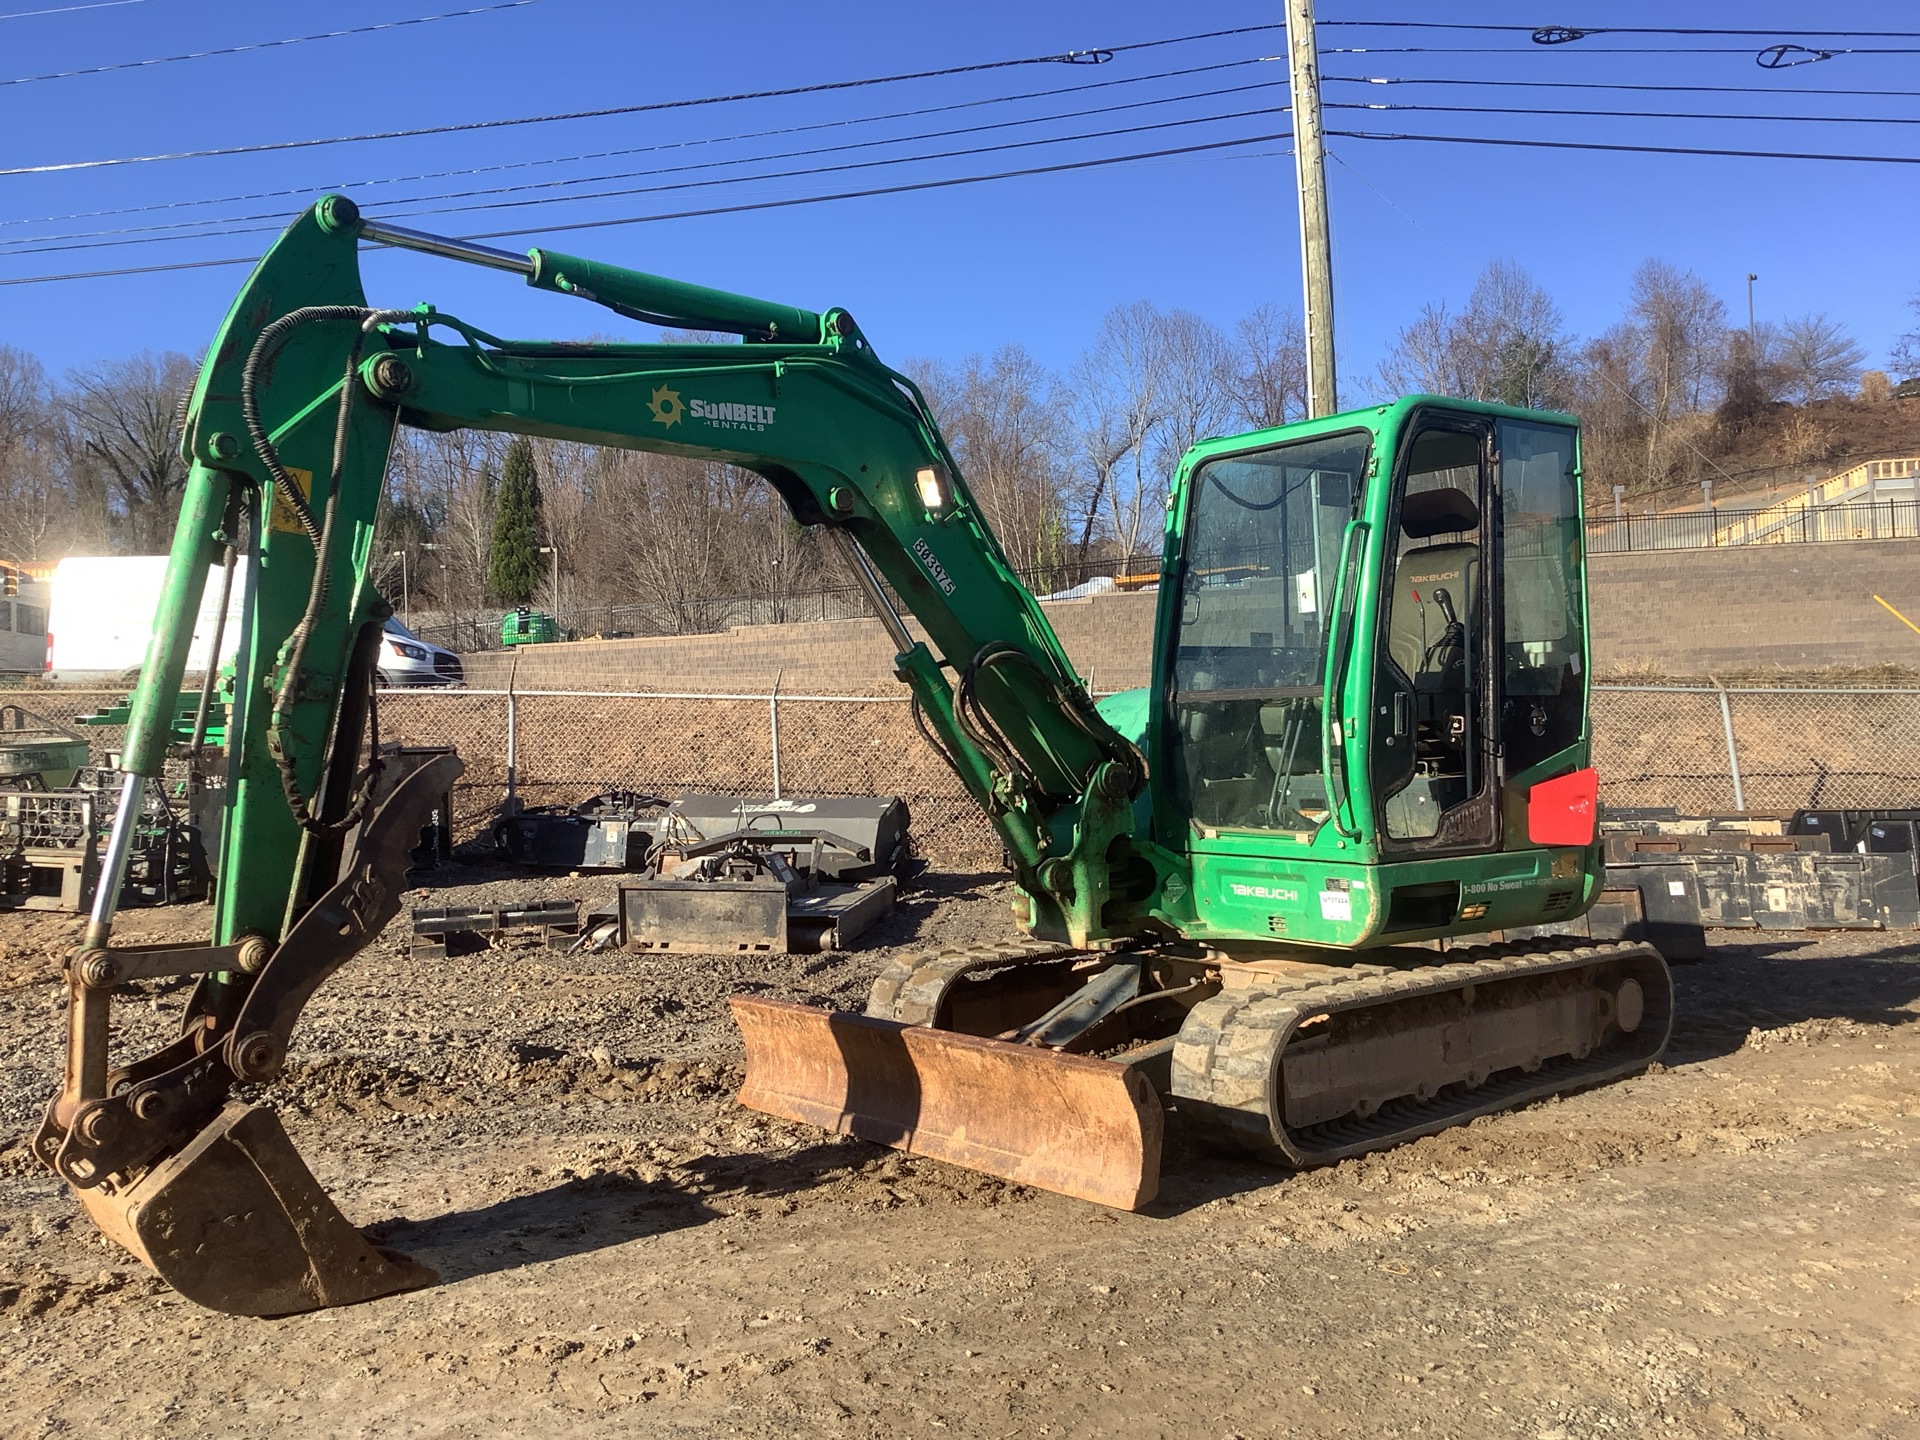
1621;391;1920;510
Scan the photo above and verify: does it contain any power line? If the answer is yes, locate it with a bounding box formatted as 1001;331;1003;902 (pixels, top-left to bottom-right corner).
1;77;1292;251
0;24;1282;177
1330;128;1920;165
0;0;152;18
1321;22;1920;40
1327;74;1920;101
1333;101;1920;129
10;115;1919;290
1323;45;1920;56
0;58;1277;233
400;102;1291;222
0;129;1297;288
0;101;1295;258
0;0;537;88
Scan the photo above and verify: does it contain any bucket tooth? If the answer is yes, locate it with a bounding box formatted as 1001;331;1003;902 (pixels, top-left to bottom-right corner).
732;995;1162;1210
78;1103;435;1317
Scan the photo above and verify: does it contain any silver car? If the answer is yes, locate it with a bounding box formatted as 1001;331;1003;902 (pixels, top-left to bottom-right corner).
377;620;463;687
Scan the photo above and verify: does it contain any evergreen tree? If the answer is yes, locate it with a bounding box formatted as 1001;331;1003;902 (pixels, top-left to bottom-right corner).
486;438;545;606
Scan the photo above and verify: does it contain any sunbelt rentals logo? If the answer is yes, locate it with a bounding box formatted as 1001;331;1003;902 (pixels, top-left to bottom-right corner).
647;384;776;434
647;385;684;428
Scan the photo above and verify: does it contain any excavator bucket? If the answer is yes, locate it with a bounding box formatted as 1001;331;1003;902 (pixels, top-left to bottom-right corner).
731;996;1163;1210
76;1103;435;1317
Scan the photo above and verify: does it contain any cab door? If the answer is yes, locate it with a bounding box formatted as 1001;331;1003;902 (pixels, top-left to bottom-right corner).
1368;414;1498;853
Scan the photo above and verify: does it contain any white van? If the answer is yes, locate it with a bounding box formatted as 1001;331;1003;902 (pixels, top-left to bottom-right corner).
44;556;245;684
44;557;462;687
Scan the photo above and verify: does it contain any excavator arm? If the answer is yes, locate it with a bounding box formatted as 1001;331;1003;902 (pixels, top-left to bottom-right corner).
36;196;1167;1313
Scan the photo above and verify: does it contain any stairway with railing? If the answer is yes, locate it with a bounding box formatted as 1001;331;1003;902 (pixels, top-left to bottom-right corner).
1584;456;1920;553
1712;457;1920;545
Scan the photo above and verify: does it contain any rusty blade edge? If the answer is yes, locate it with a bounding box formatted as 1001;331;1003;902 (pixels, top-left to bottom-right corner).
730;995;1162;1211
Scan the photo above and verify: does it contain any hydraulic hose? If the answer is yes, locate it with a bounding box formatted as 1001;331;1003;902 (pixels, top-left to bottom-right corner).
240;305;411;833
954;643;1146;802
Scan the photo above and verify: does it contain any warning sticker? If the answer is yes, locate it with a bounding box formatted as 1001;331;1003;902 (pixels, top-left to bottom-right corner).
269;466;314;535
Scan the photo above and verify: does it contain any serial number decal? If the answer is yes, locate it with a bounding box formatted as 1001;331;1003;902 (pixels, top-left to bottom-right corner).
912;537;956;595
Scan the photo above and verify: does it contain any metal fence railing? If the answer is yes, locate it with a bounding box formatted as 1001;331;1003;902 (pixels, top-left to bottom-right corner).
1585;499;1920;553
23;685;1920;868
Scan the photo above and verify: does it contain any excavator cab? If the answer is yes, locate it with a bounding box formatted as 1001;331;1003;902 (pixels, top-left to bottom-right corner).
1150;400;1607;946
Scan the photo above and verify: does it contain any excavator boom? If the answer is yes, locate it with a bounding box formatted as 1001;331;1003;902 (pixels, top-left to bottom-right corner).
38;198;1167;1312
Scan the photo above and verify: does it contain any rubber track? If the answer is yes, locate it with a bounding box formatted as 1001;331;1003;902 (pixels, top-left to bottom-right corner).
1169;939;1674;1169
866;937;1082;1026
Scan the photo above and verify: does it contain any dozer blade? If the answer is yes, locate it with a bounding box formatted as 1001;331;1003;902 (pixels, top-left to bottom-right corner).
76;1103;435;1317
731;995;1163;1210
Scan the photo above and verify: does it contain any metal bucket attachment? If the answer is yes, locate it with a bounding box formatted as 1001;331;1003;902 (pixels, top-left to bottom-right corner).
77;1103;435;1317
731;996;1162;1210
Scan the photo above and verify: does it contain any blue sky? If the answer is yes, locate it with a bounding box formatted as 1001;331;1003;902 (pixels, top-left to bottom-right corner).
2;0;1916;392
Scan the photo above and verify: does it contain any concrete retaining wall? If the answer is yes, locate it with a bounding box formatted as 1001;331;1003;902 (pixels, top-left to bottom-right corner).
460;540;1920;692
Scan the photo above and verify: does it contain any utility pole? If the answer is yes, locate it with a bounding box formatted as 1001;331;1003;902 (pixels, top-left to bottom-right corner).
390;549;410;629
1286;0;1337;417
1746;272;1758;339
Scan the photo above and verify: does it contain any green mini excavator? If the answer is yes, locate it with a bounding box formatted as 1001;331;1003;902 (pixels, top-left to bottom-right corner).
37;197;1669;1316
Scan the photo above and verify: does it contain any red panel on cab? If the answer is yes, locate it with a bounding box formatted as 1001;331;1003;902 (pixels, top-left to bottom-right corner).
1527;767;1598;846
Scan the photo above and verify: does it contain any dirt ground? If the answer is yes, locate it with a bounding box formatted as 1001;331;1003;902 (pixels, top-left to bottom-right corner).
2;863;1917;1440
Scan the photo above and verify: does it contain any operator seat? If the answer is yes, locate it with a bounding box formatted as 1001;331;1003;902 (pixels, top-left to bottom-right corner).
1377;484;1480;838
1387;485;1479;696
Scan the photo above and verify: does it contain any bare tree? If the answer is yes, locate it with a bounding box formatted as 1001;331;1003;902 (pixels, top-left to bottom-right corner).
0;345;75;561
1773;313;1866;404
61;351;198;551
1616;260;1727;484
1067;302;1166;569
1630;260;1725;413
1376;302;1464;398
1224;303;1307;430
604;451;748;635
1715;321;1787;426
912;346;1071;581
1457;260;1571;408
1890;296;1920;380
1377;262;1569;408
1152;309;1235;466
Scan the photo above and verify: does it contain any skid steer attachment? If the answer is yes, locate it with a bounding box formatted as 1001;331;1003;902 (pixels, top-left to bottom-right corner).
732;996;1163;1210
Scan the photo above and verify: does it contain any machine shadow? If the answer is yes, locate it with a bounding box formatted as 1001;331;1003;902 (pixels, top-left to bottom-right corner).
1662;936;1920;1065
366;1140;865;1285
1144;933;1920;1214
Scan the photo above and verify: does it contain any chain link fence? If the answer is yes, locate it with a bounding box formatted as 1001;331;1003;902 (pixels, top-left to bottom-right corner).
1592;686;1920;815
18;684;1920;867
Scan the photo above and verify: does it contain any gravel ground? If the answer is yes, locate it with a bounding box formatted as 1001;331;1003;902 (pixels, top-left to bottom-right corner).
2;863;1917;1440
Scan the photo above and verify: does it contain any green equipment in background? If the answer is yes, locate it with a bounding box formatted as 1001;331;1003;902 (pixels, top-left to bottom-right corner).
499;607;559;646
